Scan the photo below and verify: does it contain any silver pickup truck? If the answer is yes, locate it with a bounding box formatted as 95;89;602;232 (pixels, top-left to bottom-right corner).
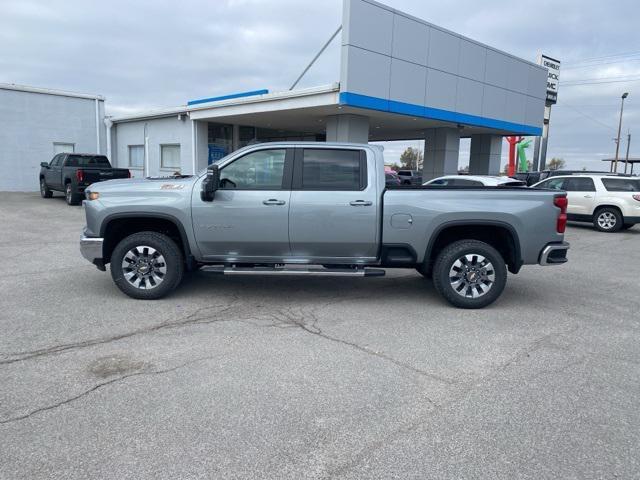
80;142;569;308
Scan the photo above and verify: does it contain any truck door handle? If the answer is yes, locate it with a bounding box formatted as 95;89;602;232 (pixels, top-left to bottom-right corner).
583;195;593;198
349;200;372;206
263;199;286;206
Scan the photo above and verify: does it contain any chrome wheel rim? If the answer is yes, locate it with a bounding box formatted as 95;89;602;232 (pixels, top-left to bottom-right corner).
40;180;46;195
449;254;495;299
597;212;616;230
121;246;167;290
66;185;72;202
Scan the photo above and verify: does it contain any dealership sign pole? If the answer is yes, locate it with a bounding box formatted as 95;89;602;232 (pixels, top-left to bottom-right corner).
533;54;560;170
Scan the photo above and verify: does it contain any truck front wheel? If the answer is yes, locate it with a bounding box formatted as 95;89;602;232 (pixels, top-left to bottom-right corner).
432;240;507;309
110;232;184;300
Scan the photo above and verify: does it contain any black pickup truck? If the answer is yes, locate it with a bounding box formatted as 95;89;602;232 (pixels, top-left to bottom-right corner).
39;153;130;205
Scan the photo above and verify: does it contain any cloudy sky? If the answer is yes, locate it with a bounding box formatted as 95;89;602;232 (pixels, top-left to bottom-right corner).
1;0;638;170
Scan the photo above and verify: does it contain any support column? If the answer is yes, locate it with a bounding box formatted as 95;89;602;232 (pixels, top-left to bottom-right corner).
469;134;503;175
422;128;460;181
325;114;369;143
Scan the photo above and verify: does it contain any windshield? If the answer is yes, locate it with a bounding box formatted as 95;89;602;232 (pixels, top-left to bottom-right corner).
66;155;111;167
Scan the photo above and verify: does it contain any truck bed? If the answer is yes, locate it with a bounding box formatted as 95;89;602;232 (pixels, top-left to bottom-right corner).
382;186;564;265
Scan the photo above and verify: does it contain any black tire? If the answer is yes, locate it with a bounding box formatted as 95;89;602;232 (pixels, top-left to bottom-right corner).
593;207;623;233
40;178;52;198
432;240;507;309
110;232;184;300
65;183;82;206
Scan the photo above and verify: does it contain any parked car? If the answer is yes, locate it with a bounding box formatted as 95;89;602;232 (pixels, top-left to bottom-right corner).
532;175;640;232
397;169;422;185
385;172;401;186
514;170;632;186
39;153;130;205
80;142;569;309
424;175;526;187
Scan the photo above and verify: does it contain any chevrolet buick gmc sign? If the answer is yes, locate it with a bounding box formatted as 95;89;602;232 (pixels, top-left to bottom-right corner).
539;54;561;105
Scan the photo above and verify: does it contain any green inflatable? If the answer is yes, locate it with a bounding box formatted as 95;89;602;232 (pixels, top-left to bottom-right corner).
517;139;532;173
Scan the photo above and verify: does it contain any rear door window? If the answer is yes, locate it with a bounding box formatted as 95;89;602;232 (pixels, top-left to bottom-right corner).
297;149;365;190
601;178;640;192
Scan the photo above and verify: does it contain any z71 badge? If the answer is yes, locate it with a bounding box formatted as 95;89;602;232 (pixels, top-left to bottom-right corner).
160;184;185;190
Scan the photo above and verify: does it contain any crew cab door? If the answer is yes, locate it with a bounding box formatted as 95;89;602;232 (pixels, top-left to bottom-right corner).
288;147;379;262
45;154;63;189
191;147;293;260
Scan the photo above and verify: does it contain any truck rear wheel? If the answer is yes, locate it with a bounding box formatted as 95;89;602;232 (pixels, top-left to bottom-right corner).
110;232;184;300
432;240;507;309
65;183;82;206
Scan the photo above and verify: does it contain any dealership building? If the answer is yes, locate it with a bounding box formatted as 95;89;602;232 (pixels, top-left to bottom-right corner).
0;83;106;191
1;0;547;190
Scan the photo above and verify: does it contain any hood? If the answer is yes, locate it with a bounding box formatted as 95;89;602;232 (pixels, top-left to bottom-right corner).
86;175;199;195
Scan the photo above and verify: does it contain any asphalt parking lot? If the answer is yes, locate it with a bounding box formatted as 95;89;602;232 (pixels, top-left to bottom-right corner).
1;191;639;479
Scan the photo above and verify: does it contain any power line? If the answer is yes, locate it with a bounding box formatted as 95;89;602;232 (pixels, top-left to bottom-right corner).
564;49;640;65
563;57;640;70
562;74;640;84
562;78;640;86
556;104;617;131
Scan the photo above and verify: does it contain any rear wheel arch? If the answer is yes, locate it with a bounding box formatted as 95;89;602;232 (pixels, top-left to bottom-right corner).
424;222;521;274
593;204;623;218
101;214;193;266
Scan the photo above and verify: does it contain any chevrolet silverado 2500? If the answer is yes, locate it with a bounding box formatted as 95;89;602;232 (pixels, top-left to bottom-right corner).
80;143;569;308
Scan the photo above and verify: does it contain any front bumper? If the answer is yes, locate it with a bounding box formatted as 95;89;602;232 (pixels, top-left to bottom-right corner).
539;242;570;266
80;234;106;271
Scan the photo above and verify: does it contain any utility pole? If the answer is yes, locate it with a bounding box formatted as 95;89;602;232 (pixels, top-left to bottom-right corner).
614;92;629;173
624;131;631;174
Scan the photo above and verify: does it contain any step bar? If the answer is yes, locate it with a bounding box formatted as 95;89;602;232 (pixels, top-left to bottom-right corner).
200;266;386;277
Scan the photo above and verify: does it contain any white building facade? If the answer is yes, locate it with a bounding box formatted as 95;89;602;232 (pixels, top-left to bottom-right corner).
0;83;106;191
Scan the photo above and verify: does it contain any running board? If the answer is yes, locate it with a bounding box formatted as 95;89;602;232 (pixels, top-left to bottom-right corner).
200;266;385;277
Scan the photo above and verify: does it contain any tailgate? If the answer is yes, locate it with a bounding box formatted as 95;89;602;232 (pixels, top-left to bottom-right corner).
83;168;129;183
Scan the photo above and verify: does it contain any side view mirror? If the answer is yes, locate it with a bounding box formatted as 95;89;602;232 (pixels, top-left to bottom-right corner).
201;164;219;202
40;162;49;168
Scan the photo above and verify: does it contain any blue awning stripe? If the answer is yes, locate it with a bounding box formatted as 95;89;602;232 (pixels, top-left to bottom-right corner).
339;92;542;136
188;89;269;106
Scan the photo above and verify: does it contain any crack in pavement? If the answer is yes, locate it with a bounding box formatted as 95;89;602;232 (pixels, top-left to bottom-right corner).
263;304;456;391
0;298;240;365
0;355;220;425
324;323;583;478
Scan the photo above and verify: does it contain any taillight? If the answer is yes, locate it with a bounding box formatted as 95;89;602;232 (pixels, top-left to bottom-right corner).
127;169;131;178
76;169;84;182
554;195;568;233
633;194;640;202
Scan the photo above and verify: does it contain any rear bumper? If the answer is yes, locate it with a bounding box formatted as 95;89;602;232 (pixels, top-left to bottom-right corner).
80;234;106;271
539;242;570;266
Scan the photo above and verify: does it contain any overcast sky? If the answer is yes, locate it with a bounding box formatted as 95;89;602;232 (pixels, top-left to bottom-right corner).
1;0;639;170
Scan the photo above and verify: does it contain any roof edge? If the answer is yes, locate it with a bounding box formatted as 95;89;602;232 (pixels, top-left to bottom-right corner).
0;82;104;100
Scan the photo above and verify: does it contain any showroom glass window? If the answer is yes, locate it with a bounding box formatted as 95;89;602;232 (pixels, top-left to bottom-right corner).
220;149;286;190
301;149;363;190
161;145;180;170
128;145;144;168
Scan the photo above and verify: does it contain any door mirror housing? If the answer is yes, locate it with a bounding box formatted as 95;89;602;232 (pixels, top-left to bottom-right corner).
201;164;219;202
41;162;49;168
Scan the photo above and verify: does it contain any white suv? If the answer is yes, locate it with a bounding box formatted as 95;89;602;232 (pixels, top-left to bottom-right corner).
532;175;640;232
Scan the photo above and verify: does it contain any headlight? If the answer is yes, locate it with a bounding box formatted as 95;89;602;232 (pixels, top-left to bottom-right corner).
87;192;100;201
